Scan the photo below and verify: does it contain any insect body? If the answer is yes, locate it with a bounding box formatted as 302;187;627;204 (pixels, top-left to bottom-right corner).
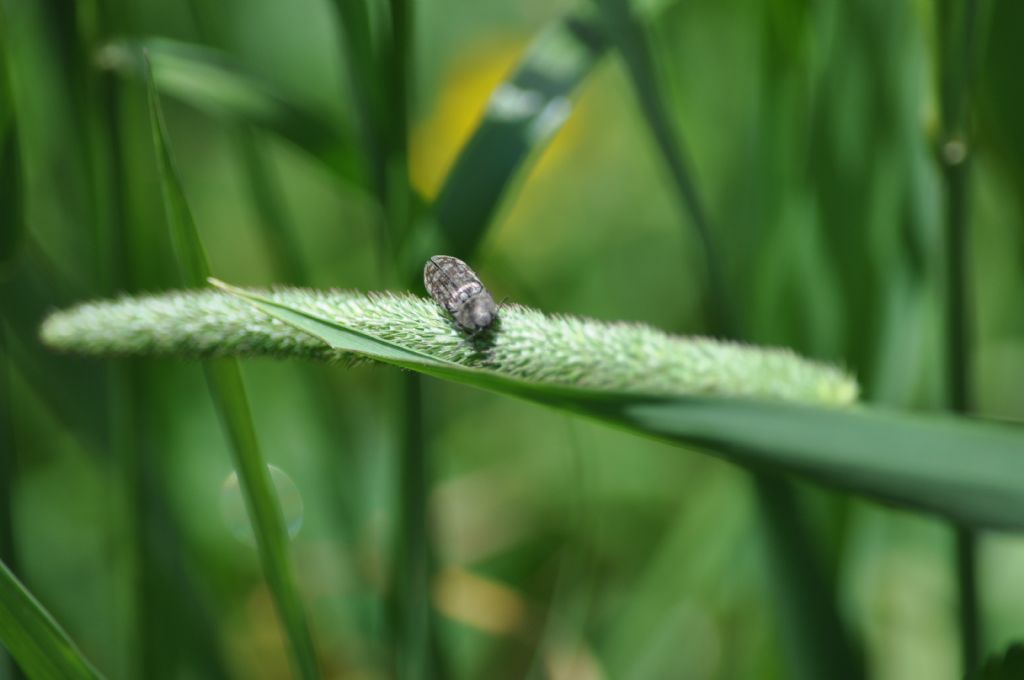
423;255;498;334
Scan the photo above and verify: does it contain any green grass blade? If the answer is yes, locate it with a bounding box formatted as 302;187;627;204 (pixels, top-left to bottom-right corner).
234;129;311;283
144;60;322;680
0;330;17;680
0;52;24;268
937;0;985;670
103;38;361;184
0;559;105;680
146;62;210;286
326;0;384;188
753;476;864;680
431;13;608;259
592;0;733;336
593;3;853;675
209;285;1024;531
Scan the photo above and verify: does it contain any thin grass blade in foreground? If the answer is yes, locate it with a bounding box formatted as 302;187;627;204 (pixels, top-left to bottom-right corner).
39;285;1024;530
0;559;105;680
145;59;322;680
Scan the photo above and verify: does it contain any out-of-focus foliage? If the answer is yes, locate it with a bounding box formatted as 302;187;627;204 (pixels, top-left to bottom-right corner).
973;643;1024;680
2;0;1024;678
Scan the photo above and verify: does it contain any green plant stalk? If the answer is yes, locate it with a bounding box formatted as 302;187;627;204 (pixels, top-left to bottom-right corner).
82;11;168;670
391;373;445;680
382;0;413;245
0;17;25;269
0;21;22;677
231;93;387;644
392;288;442;678
754;479;863;680
375;1;446;672
185;0;380;649
938;0;982;671
234;125;386;639
145;59;321;680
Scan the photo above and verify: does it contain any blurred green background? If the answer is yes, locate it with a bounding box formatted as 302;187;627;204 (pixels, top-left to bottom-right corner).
2;0;1024;678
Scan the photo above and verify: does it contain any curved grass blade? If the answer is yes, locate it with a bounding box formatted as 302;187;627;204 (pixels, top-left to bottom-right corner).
145;59;322;680
104;38;361;184
0;559;105;680
215;283;1024;531
592;3;854;675
592;0;732;337
431;12;608;259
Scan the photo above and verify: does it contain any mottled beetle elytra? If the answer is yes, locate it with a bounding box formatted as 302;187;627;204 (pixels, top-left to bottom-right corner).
423;255;499;334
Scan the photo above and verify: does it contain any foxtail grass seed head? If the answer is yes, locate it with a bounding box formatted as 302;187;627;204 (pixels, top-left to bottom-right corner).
40;287;859;405
423;255;498;334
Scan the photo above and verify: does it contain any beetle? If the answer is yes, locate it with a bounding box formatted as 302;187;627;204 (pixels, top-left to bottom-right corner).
423;255;498;335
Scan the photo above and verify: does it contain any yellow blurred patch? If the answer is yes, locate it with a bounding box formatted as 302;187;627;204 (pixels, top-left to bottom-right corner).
411;35;590;200
433;566;529;636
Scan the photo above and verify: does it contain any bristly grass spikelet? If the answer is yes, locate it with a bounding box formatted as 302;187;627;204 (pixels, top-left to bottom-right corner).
40;287;858;405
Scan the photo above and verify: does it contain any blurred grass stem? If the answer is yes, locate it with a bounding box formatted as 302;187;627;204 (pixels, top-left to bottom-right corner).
393;374;444;679
938;0;982;671
593;2;861;676
0;329;20;680
383;0;444;671
330;0;438;670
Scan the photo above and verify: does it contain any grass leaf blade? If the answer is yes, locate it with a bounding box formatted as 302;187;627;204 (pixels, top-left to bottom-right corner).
106;38;361;183
432;13;608;258
144;59;322;680
0;559;105;680
592;0;733;336
214;287;1024;531
592;3;854;675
